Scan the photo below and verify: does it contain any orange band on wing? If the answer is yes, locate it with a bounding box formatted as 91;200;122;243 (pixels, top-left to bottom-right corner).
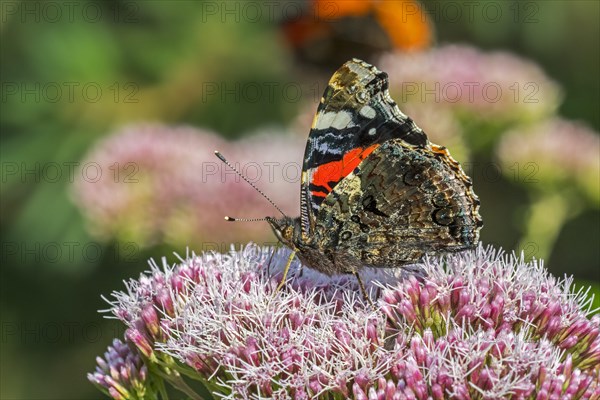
311;144;379;193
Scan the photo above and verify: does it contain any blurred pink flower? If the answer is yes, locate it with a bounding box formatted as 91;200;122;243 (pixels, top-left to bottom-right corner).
96;244;600;399
497;118;600;204
379;45;562;124
72;125;304;248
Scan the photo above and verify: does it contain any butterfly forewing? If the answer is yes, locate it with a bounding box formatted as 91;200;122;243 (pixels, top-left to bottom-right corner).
300;59;428;237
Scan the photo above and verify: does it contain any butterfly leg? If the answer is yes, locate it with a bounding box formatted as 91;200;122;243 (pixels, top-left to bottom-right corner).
353;271;375;308
353;271;401;331
266;241;282;278
275;249;296;293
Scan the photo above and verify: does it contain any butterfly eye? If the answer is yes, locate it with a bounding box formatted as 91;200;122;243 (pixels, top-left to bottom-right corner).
356;90;369;104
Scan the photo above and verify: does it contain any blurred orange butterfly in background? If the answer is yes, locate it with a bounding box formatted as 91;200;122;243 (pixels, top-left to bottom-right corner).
282;0;433;68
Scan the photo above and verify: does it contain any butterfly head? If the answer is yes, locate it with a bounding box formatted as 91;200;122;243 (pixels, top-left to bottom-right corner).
266;216;302;249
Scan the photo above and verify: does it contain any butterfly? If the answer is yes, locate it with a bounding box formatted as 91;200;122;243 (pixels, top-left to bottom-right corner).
281;0;433;70
265;59;482;291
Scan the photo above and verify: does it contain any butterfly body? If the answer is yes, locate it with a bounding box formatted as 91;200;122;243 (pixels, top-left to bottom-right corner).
268;59;482;277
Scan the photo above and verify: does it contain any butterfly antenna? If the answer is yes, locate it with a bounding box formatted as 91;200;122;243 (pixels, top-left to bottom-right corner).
215;151;287;218
224;216;267;222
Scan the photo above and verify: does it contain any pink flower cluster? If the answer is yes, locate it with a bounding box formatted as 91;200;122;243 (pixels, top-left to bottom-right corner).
379;45;562;124
88;339;151;400
95;244;600;399
497;117;600;203
72;125;304;248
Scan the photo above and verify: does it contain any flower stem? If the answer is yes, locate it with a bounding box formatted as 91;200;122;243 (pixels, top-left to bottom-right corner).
168;374;205;400
518;192;580;261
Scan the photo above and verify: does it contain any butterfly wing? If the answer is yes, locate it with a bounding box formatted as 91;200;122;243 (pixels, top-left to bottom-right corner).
312;138;482;270
300;59;427;237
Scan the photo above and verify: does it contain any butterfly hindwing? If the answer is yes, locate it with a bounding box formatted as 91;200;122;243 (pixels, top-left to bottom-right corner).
312;139;482;269
300;59;428;237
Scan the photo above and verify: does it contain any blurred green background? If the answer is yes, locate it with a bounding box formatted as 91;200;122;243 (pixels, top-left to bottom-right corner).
1;1;598;399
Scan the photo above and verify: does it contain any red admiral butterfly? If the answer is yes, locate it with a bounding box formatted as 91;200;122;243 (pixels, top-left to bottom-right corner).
218;59;482;294
282;0;432;70
267;59;481;287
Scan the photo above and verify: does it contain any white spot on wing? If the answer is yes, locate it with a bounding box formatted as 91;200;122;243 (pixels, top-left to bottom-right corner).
359;105;376;119
314;111;355;130
315;138;342;154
